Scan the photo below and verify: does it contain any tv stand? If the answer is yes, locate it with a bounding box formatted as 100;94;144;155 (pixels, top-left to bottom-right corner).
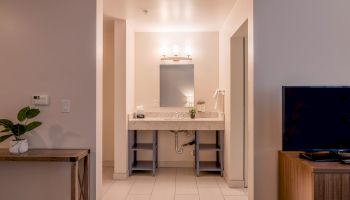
279;151;350;200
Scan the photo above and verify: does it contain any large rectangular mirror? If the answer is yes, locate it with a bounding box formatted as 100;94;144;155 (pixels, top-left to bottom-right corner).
160;64;194;107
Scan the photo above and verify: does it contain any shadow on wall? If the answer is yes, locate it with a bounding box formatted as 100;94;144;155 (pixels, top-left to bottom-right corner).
27;125;80;148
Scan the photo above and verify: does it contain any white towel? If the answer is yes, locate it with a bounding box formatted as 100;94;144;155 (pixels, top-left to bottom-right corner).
213;89;225;112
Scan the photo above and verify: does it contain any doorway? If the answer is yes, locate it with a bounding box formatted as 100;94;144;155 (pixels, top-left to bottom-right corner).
230;20;249;187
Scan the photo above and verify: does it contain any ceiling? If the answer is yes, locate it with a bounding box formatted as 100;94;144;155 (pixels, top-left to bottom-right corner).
103;0;237;32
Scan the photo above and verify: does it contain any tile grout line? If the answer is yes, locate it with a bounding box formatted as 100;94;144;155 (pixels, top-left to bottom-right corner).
216;178;249;199
104;167;249;200
194;169;200;200
213;176;224;200
148;175;156;200
101;182;112;200
173;168;178;200
216;177;226;199
125;178;136;200
174;168;177;200
101;169;115;199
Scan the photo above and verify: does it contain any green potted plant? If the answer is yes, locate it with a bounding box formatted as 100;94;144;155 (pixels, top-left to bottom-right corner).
189;107;196;119
0;106;42;154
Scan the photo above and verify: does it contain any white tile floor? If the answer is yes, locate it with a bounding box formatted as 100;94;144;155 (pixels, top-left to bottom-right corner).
103;167;248;200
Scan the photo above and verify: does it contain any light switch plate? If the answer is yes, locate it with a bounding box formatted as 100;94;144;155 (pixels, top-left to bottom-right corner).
61;99;70;113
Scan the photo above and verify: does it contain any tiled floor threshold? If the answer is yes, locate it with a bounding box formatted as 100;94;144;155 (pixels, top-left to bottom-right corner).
103;167;248;200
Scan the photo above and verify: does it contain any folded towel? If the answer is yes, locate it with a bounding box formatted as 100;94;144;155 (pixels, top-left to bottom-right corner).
213;89;225;112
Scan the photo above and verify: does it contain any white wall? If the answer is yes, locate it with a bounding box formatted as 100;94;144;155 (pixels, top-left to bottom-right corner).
126;22;135;114
219;0;254;194
113;19;128;179
254;0;350;200
0;0;98;199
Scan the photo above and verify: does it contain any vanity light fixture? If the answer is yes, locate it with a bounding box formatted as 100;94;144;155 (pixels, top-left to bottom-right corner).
160;45;192;61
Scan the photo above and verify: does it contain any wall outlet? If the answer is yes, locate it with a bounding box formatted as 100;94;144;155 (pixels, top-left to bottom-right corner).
32;95;49;105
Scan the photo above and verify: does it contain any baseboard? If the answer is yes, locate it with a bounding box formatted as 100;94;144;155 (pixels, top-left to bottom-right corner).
158;161;194;168
226;180;245;188
113;172;128;180
103;160;114;167
222;171;245;188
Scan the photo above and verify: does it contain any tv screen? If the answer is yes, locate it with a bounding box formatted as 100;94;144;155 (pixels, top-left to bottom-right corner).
283;86;350;151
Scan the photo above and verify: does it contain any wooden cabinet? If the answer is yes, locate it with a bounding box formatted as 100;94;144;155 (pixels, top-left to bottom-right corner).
279;151;350;200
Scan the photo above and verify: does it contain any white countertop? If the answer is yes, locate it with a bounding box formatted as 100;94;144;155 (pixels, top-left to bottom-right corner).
128;112;225;131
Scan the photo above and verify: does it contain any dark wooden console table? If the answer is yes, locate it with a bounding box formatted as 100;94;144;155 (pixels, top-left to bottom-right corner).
0;149;90;200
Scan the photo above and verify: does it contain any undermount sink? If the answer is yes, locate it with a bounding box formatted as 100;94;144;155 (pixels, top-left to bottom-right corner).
128;112;224;131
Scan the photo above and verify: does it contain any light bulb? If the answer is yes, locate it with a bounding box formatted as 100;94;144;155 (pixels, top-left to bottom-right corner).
160;46;168;57
186;95;194;107
172;45;180;56
185;46;192;56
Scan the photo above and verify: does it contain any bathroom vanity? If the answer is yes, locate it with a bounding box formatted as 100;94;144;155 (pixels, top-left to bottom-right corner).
128;112;224;176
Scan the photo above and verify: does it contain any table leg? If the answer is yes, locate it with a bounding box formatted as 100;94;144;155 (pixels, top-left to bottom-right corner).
83;155;89;200
71;161;78;200
195;131;200;177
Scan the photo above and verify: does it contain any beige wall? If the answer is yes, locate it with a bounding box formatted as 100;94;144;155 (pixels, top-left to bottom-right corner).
253;1;350;200
113;19;128;179
103;19;115;164
135;32;219;112
126;23;135;114
134;32;220;164
0;0;98;199
219;0;254;196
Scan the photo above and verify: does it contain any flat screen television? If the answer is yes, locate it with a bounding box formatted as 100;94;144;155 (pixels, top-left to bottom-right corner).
283;86;350;152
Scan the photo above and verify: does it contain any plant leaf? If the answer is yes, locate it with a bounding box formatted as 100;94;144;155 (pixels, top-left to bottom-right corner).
26;109;40;119
26;121;42;132
1;128;10;133
11;124;26;136
0;134;12;143
17;106;30;122
0;119;14;128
